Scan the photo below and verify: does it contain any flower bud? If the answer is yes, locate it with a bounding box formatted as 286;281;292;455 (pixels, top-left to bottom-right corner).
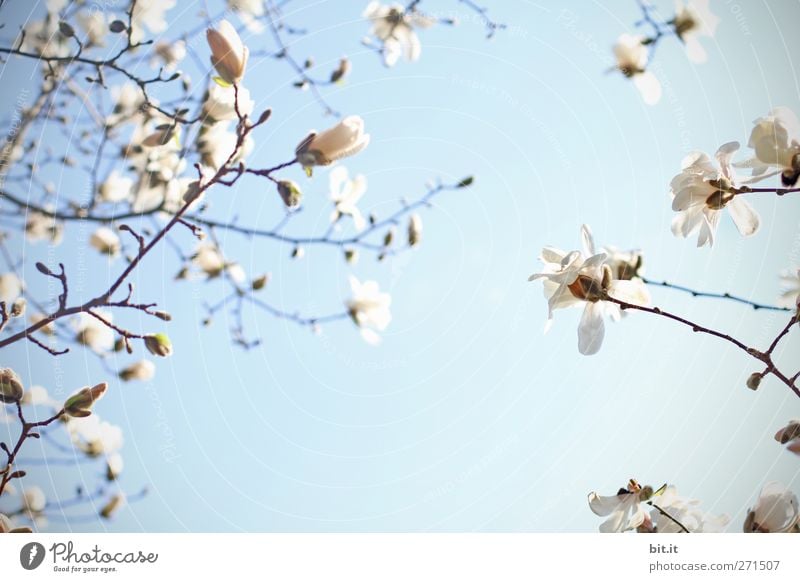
775;421;800;444
251;274;270;291
746;372;762;391
408;213;422;247
119;360;155;382
0;368;24;404
344;248;359;264
295;115;370;169
144;333;173;357
330;57;351;83
64;382;108;418
277;180;302;209
206;20;249;85
100;494;125;519
105;453;124;481
10;298;26;318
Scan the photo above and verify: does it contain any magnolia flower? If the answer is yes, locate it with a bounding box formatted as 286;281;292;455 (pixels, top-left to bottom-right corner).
22;487;46;515
602;246;643;281
743;483;800;533
588;480;652;533
67;415;123;457
672;0;719;63
0;513;32;534
363;2;436;67
612;34;661;105
77;11;107;46
202;83;254;122
89;227;121;257
774;421;800;455
227;0;265;32
670;142;760;247
778;268;800;309
21;385;52;407
64;382;108;418
329;166;367;231
207;20;249;85
295;116;370;170
74;311;115;353
741;107;800;185
192;243;226;278
119;359;156;382
152;40;186;72
99;171;133;203
649;486;729;533
0;368;24;404
198;121;253;169
528;225;649;355
130;0;175;44
0;273;23;304
106;83;146;126
346;276;392;345
25;211;63;244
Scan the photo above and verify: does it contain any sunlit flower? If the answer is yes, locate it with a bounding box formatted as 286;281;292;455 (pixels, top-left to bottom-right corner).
152;40;186;72
329;166;367;231
612;34;661;105
649;486;729;533
207;19;249;85
77;11;107;46
131;0;176;44
25;210;63;244
670;142;760;247
588;480;652;533
67;415;123;457
346;276;392;345
202;83;254;122
778;268;800;309
73;311;115;353
296;116;370;170
672;0;719;63
227;0;265;32
198;121;253;169
89;227;121;257
363;2;436;67
0;273;23;304
528;225;650;355
740;107;800;186
99;171;133;203
743;482;800;533
119;359;156;382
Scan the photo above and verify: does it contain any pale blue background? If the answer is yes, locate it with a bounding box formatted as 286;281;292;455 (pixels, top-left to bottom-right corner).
1;0;799;531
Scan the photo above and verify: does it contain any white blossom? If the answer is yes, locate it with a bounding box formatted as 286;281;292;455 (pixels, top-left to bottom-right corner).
73;311;115;353
77;11;107;46
67;415;124;457
774;420;800;456
89;227;121;257
670;142;760;247
0;273;23;304
206;19;249;85
296;115;370;169
99;171;133;203
778;268;800;309
131;0;176;44
119;359;156;382
25;210;63;244
152;40;186;72
227;0;265;32
202;83;254;122
612;34;661;105
329;166;367;231
22;486;46;513
744;482;800;533
528;225;650;355
673;0;719;63
588;481;650;532
740;107;800;185
649;486;729;532
346;276;392;345
363;2;435;67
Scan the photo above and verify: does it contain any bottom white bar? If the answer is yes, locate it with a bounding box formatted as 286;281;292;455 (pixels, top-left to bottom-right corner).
0;534;795;580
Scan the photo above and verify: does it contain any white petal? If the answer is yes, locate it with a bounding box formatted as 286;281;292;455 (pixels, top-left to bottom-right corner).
727;197;760;237
634;71;662;105
578;303;605;355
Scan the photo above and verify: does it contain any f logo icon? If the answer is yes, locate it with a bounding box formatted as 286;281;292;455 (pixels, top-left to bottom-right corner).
19;542;46;570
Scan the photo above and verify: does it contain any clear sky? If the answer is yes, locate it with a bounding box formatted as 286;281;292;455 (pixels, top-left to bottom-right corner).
1;0;799;532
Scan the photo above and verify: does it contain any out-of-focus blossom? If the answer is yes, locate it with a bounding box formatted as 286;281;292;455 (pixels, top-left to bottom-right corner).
152;40;186;71
207;19;249;85
612;34;661;105
99;171;134;203
227;0;265;32
67;414;123;457
672;0;719;63
22;486;46;514
0;273;23;304
346;276;392;345
106;453;124;481
100;494;126;519
363;2;435;67
73;311;115;353
25;210;63;244
0;512;32;533
131;0;176;44
197;121;253;169
202;83;254;122
77;11;107;46
778;268;800;309
21;385;53;407
744;483;800;533
739;107;800;186
295;116;370;170
649;486;729;532
408;213;423;247
119;359;156;382
670;142;760;247
329;166;367;231
89;227;121;257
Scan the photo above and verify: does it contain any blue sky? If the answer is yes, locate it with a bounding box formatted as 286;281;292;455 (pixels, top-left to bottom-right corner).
2;0;799;532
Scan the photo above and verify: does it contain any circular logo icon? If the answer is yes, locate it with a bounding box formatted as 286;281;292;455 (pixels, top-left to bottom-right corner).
19;542;46;570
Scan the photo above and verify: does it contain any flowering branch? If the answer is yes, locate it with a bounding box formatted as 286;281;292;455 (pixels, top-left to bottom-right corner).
642;277;791;312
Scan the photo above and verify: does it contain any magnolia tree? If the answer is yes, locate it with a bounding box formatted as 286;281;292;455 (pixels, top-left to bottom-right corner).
0;0;498;531
534;1;800;533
